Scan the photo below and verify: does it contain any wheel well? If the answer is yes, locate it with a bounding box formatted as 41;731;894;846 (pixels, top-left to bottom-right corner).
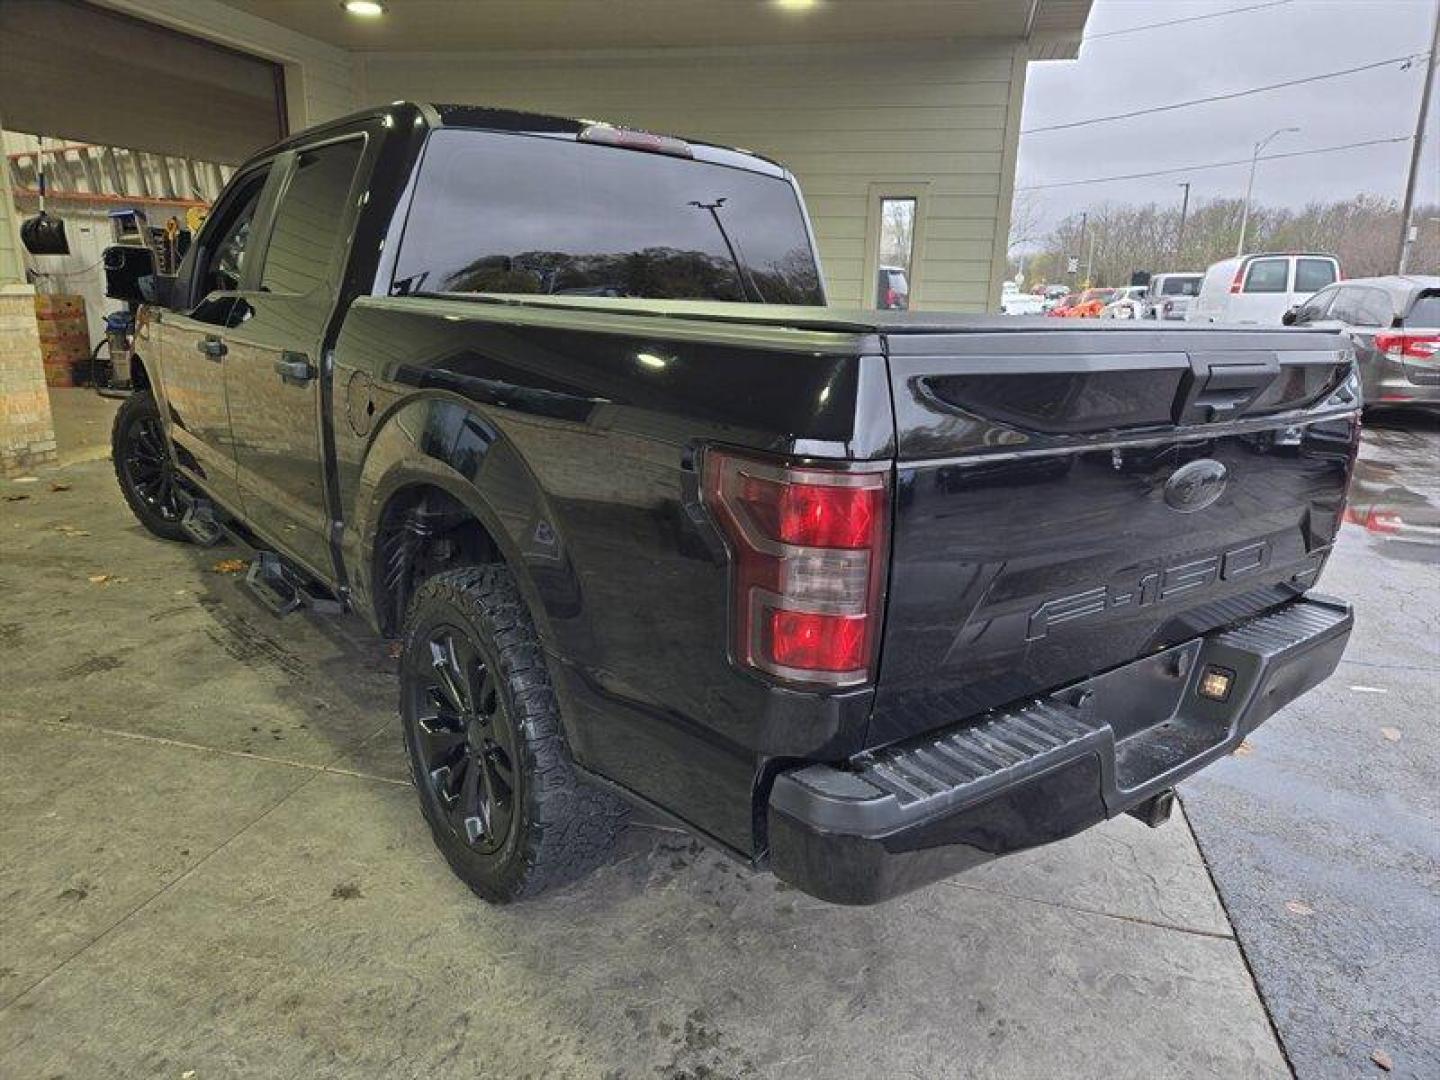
373;484;502;636
128;353;150;390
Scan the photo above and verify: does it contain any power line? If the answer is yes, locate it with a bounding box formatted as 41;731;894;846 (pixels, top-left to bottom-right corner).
1082;0;1293;41
1015;135;1412;192
1023;53;1427;135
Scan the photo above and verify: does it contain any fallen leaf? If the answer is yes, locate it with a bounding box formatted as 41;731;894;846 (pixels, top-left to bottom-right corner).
212;559;248;574
1380;727;1401;743
1371;1049;1393;1071
182;1071;197;1080
4;494;29;502
54;524;90;537
1285;900;1314;917
88;574;111;585
49;482;71;492
1233;739;1255;756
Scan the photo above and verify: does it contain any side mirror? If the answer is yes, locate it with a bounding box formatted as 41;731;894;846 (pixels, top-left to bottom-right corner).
137;274;175;309
102;245;154;304
1281;307;1299;326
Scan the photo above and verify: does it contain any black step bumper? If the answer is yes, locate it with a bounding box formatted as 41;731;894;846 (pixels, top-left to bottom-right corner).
767;595;1352;905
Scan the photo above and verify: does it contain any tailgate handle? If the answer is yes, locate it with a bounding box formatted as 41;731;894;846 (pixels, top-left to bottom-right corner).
1180;354;1280;422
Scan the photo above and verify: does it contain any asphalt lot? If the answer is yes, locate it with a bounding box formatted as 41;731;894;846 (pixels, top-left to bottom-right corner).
1184;410;1440;1079
0;390;1434;1078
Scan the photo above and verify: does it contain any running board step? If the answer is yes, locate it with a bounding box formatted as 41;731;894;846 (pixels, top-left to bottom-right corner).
244;551;343;617
179;500;224;546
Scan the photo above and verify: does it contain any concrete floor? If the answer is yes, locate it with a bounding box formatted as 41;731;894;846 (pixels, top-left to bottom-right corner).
0;388;1404;1079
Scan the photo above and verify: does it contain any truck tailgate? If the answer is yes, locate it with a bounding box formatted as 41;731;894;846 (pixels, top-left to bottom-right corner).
869;326;1358;748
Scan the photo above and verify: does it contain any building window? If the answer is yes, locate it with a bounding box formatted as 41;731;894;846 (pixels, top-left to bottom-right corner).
865;185;926;311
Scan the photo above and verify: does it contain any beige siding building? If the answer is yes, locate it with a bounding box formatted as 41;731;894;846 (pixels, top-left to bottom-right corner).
98;0;1090;314
0;1;1090;469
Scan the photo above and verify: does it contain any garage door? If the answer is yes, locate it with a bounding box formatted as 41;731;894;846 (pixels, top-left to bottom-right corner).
0;0;286;165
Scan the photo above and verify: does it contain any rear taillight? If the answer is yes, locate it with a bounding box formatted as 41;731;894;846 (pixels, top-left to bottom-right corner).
1228;264;1245;294
1375;332;1440;360
701;449;889;687
884;287;899;308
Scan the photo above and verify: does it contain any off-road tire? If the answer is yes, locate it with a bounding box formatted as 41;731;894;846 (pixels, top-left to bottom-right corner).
400;565;628;902
111;390;189;542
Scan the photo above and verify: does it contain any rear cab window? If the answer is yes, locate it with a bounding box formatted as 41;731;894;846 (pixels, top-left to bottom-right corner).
392;129;823;304
1294;258;1337;294
1243;258;1290;293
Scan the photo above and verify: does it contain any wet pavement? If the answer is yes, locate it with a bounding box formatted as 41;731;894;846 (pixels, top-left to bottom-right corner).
1183;410;1440;1079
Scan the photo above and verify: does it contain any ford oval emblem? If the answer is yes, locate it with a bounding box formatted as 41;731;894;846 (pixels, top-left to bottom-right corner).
1164;459;1228;513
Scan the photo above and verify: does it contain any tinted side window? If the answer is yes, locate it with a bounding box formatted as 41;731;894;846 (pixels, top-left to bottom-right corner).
196;170;268;297
1328;288;1362;324
259;140;364;296
1355;289;1394;327
1295;286;1336;323
1243;258;1289;293
393;130;824;304
1295;258;1337;293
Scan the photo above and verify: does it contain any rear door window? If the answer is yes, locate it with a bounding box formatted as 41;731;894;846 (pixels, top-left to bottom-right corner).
1243;258;1290;293
393;129;824;304
1294;258;1337;293
258;139;365;297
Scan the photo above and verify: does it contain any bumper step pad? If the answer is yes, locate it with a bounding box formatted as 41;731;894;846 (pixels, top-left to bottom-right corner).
768;595;1352;904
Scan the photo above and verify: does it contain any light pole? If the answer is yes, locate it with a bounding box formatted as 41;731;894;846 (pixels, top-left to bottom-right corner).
1236;127;1299;257
1175;181;1191;264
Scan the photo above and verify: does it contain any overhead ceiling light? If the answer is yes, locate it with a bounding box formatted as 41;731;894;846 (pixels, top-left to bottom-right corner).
775;0;818;10
342;1;385;17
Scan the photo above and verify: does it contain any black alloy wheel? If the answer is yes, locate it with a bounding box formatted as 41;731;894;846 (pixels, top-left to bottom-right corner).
406;626;519;855
398;566;628;902
111;390;189;542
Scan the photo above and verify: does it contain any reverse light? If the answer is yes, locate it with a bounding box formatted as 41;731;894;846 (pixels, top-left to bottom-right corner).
1198;666;1235;702
702;449;889;687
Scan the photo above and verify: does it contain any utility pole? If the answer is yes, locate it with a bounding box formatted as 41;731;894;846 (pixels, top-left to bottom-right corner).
1397;0;1440;274
1074;211;1088;286
1084;213;1097;285
1175;181;1192;265
1237;127;1300;257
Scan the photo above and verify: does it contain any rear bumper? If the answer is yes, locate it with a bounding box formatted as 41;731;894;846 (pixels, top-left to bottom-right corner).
767;595;1352;905
1364;355;1440;409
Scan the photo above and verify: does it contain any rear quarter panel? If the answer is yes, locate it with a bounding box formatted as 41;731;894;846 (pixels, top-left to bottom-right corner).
331;296;891;852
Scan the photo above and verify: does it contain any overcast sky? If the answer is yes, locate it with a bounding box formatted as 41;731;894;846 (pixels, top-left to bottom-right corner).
1015;0;1439;241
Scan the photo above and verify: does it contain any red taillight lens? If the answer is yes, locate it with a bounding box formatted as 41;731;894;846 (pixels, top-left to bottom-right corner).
1375;332;1440;360
702;449;889;687
884;287;899;308
768;611;868;672
1228;265;1245;294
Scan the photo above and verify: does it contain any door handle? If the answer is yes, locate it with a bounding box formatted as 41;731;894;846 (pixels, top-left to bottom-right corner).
275;353;315;384
197;336;226;359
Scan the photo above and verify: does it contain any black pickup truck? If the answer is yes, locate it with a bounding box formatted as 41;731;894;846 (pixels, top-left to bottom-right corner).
107;103;1359;905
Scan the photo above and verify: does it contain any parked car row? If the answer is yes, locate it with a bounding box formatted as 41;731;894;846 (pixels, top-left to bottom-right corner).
1285;274;1440;412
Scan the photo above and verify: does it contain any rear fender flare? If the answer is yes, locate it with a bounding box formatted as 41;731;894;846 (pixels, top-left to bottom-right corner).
349;397;581;661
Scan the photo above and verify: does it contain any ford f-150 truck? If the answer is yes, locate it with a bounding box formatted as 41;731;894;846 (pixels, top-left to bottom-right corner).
108;103;1359;905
